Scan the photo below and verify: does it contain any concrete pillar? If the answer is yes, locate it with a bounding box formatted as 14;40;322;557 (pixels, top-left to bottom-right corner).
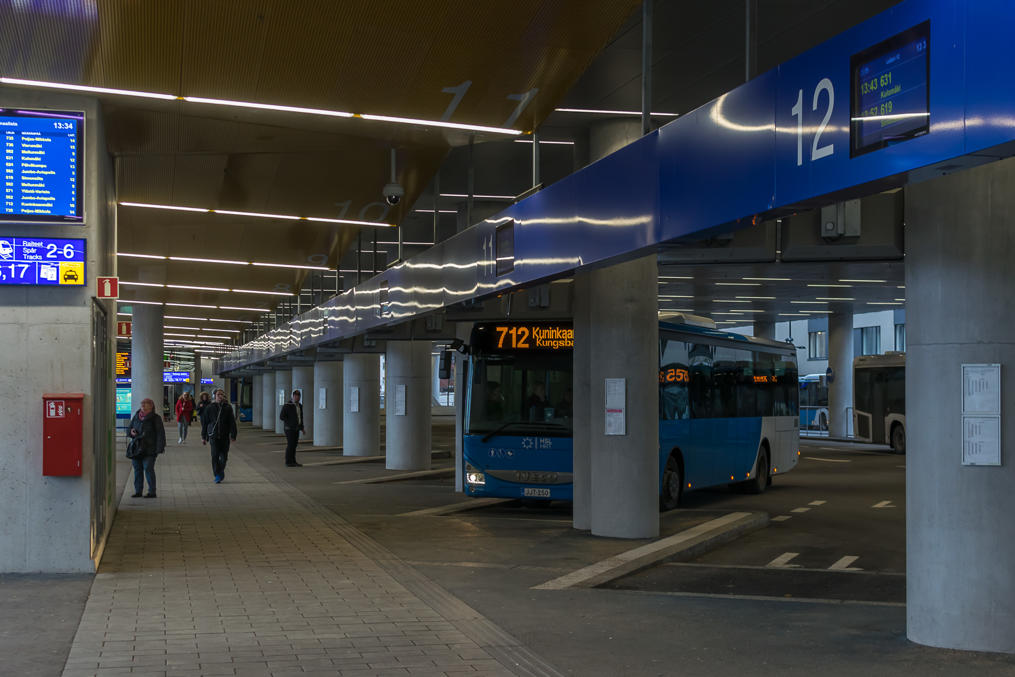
131;304;164;418
580;253;659;539
906;158;1015;653
343;353;380;456
572;270;593;530
754;319;776;340
827;310;853;438
192;359;202;399
291;365;314;440
260;370;275;431
251;374;262;428
274;370;291;434
313;360;343;447
385;341;432;470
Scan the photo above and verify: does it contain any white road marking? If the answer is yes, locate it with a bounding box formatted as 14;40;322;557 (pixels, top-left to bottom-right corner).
829;556;863;571
808;500;827;506
805;456;851;463
767;552;801;568
625;589;904;608
872;500;896;509
791;507;811;513
771;515;792;522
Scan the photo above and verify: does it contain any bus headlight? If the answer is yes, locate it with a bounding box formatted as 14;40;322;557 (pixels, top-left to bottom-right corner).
465;463;486;486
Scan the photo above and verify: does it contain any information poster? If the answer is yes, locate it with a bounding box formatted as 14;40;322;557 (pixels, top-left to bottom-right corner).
0;236;85;285
318;387;327;410
394;384;407;416
349;386;359;413
961;364;1002;467
605;378;626;436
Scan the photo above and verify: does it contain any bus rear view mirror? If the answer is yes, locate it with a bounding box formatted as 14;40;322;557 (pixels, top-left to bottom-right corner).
438;350;453;380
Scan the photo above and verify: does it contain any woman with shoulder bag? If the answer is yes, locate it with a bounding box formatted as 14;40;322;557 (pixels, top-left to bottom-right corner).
127;397;167;498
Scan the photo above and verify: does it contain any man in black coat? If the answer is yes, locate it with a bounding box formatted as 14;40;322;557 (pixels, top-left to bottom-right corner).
280;389;304;467
202;388;237;483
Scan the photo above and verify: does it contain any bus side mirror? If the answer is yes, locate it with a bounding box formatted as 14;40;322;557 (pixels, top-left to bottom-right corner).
438;350;453;380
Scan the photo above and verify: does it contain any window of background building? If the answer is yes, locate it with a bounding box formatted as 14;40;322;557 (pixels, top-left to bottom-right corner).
860;326;881;355
808;331;827;360
895;324;906;352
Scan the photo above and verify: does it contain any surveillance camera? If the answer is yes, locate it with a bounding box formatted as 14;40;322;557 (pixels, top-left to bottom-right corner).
383;182;404;206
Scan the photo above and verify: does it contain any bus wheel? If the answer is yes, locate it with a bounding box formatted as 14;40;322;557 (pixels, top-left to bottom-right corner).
660;454;683;510
746;446;769;494
891;424;906;455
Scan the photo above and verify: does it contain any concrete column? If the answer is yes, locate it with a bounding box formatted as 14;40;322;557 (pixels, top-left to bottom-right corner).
753;319;776;340
192;360;202;399
291;365;314;440
260;370;275;431
273;370;291;434
343;353;380;456
131;304;164;417
827;310;853;438
251;374;262;428
572;269;592;530
385;341;432;470
583;253;659;539
906;158;1015;653
313;360;343;447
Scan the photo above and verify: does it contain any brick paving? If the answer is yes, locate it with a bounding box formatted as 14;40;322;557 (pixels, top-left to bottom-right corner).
62;436;559;677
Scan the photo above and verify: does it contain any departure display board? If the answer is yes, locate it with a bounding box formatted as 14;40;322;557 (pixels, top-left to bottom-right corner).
850;21;930;156
472;322;573;352
0;236;85;285
1;109;84;222
163;371;190;383
116;351;131;378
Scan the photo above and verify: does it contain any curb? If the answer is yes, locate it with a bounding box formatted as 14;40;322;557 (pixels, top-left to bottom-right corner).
532;511;768;590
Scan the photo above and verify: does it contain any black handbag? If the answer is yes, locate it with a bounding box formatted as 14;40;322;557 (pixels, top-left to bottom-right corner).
126;436;141;459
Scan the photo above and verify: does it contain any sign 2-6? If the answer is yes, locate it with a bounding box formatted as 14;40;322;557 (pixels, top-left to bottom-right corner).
791;78;835;166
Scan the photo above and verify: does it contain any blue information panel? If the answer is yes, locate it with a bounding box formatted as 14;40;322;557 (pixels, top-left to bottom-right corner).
851;21;930;156
0;236;85;285
163;371;190;383
1;109;84;222
115;387;132;417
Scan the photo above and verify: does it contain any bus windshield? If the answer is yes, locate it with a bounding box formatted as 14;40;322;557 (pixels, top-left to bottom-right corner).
467;351;573;435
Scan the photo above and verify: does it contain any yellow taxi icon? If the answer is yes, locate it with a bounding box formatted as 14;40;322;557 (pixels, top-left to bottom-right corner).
59;262;84;285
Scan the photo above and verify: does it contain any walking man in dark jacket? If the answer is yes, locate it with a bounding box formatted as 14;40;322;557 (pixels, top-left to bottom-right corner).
280;389;304;467
202;388;237;483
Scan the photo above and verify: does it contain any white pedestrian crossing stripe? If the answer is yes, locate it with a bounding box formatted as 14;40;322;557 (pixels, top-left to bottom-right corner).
767;552;801;568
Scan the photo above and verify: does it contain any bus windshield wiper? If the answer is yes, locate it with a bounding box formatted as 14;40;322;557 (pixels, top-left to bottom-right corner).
481;420;570;443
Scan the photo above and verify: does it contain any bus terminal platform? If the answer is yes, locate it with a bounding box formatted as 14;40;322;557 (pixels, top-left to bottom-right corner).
3;423;1014;677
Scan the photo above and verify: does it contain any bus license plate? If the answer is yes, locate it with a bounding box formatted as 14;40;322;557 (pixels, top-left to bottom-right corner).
523;488;550;498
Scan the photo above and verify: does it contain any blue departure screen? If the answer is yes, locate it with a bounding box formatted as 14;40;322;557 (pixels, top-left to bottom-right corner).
851;22;930;156
1;109;84;222
0;236;85;285
163;371;190;383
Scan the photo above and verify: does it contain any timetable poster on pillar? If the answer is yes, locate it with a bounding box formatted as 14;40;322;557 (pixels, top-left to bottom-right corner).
1;109;84;222
0;236;85;285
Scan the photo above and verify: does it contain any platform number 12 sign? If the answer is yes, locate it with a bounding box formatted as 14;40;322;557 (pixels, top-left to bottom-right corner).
791;78;836;166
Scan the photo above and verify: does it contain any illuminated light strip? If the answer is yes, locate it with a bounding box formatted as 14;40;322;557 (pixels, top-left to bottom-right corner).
814;297;855;301
414;209;458;214
554;107;679;117
714;299;752;303
0;77;178;100
218;306;270;313
838;279;887;283
801;310;834;314
658;295;693;298
807;283;852;288
736;296;776;300
231;288;292;296
440;193;515;200
743;277;790;281
121;280;291;296
850;112;930;122
166;302;217;309
0;79;519;136
170;256;248;265
658;308;694;312
121;281;164;287
867;301;904;305
118;202;394;227
166;284;230;292
117;299;163;306
716;282;761;286
791;301;828;304
252;262;330;271
119;252;167;260
513;139;575;145
377;241;434;246
165;315;209;321
659;276;693;280
778;313;809;316
358;113;521;135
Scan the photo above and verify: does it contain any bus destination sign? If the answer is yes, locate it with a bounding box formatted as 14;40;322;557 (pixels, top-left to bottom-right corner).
473;322;574;352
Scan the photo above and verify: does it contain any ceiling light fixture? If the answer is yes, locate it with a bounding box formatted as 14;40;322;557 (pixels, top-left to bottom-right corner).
121;281;164;288
119;202;394;228
165;302;217;309
440;193;515;200
116;299;163;306
791;301;828;304
231;288;293;296
659;275;693;280
414;209;458;214
716;282;761;286
743;277;791;281
0;77;177;100
218;306;270;313
554;107;679;117
838;279;887;283
166;284;230;292
118;252;167;260
807;283;853;288
735;296;776;300
165;315;209;321
251;262;331;271
358;112;522;135
814;297;856;301
170;256;248;265
513;139;575;145
183;95;354;118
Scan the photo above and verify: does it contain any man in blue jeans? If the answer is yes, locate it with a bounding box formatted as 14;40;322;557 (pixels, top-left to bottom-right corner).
201;389;237;483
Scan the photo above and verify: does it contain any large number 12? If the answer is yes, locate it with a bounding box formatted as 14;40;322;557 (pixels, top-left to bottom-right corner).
791;78;835;166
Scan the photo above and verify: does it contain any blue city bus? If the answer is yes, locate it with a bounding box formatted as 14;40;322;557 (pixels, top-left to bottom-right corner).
799;373;829;431
229;378;253;422
463;318;800;508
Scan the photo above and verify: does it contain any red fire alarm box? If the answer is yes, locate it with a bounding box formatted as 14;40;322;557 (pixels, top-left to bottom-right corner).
43;394;84;477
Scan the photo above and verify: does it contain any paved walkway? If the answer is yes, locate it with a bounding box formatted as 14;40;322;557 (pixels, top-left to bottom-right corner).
62;438;559;677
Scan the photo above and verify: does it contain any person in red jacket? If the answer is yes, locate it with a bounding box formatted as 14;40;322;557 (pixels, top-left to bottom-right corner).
175;392;195;444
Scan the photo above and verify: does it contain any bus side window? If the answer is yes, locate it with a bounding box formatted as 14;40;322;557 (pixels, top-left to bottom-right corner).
688;343;714;418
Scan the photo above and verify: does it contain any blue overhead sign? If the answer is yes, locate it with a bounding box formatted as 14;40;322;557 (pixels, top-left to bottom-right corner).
0;109;84;223
0;236;85;285
163;371;190;383
219;0;1015;372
